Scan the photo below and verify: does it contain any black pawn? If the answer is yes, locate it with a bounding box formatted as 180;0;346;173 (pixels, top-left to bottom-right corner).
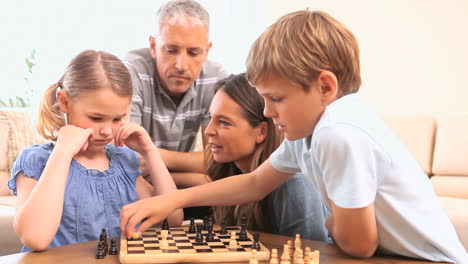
239;215;248;241
220;220;227;234
108;238;118;255
252;233;260;250
205;224;214;242
162;219;169;230
188;217;196;233
195;224;204;242
202;215;208;230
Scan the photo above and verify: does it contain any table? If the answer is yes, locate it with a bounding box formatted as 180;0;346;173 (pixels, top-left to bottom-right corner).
0;232;448;264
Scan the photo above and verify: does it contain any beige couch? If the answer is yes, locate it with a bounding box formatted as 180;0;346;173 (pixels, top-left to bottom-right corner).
1;110;467;255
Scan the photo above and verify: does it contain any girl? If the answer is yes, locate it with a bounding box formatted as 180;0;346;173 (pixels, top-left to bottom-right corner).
173;73;328;240
8;50;183;252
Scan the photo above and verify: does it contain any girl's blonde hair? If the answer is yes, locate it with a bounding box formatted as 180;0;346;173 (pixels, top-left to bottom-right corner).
205;73;282;231
37;50;132;140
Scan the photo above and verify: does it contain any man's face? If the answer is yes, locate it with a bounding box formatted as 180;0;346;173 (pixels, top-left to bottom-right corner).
150;17;212;100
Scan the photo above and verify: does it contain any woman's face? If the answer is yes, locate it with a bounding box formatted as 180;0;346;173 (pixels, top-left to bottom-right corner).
205;90;266;172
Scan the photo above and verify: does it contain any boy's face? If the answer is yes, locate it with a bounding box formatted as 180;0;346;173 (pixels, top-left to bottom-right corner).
255;76;327;141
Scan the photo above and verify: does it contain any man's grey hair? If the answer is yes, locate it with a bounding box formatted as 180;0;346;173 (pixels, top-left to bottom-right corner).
156;0;210;36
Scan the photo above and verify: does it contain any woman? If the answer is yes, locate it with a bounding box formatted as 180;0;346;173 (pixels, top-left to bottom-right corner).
174;73;328;241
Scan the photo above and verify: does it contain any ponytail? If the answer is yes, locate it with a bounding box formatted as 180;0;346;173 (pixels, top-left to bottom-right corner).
37;82;66;141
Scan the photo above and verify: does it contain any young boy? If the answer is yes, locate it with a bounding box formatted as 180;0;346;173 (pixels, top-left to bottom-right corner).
120;10;468;263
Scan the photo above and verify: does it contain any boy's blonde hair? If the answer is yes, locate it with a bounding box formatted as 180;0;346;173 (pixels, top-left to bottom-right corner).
37;50;132;141
247;10;361;96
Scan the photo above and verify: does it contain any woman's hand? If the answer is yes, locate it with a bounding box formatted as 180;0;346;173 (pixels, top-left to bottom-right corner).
114;121;155;156
55;125;94;158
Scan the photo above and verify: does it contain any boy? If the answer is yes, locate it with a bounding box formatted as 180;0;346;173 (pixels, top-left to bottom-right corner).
120;10;468;263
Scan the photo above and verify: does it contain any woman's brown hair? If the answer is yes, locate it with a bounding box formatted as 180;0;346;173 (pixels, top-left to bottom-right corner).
205;73;282;231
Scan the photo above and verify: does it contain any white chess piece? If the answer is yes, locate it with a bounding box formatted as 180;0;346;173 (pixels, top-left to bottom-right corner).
160;229;169;249
281;244;291;264
270;248;279;264
250;249;259;264
229;231;238;248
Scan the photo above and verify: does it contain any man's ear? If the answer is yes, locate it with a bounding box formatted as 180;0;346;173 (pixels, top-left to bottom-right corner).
317;71;339;104
149;36;157;59
255;121;268;144
57;89;70;114
206;41;212;54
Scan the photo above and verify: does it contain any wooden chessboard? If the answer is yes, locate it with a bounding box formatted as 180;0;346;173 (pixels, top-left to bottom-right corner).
119;225;270;263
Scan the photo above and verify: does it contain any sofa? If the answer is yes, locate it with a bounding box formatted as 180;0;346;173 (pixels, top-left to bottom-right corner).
0;109;467;256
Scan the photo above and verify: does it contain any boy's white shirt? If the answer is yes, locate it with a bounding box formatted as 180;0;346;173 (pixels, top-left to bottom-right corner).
269;93;468;263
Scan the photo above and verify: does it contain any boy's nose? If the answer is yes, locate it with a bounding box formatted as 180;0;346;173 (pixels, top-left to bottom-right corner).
99;126;112;136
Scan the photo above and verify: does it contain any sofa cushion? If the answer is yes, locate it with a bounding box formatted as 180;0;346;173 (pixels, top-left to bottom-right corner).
384;116;436;175
433;117;468;176
438;197;468;251
431;176;468;199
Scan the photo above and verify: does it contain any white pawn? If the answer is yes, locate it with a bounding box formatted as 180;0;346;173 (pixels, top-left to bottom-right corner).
311;250;320;264
229;231;238;248
304;247;311;264
250;249;258;264
281;244;291;264
160;229;169;248
270;248;279;264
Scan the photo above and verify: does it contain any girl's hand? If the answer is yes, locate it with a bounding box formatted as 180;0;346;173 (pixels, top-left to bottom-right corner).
114;121;154;156
55;125;94;157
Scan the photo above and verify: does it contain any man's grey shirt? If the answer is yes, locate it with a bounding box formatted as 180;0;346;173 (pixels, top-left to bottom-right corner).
124;48;228;152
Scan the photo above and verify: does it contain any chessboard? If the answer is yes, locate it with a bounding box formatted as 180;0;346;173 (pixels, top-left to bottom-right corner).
119;225;270;263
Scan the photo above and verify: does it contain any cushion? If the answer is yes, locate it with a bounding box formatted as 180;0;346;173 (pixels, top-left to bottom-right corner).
384;116;436;175
432;116;468;176
431;176;468;199
438;197;468;251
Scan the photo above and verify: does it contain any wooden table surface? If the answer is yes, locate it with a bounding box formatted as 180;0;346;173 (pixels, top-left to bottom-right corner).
0;232;448;264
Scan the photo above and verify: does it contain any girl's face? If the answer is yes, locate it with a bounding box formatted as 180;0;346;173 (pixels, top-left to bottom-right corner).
61;88;131;152
205;90;266;173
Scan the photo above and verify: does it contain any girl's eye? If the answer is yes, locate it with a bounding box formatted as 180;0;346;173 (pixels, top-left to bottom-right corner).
220;120;231;126
89;116;101;121
271;97;283;103
113;118;122;122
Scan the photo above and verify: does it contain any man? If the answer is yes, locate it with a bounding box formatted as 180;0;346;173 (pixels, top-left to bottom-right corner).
124;0;228;176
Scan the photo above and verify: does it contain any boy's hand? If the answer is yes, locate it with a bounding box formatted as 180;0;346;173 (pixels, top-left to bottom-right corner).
120;194;177;238
114;121;154;156
55;125;94;157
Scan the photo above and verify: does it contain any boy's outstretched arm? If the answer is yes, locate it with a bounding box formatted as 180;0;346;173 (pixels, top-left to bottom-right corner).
120;159;292;238
326;201;378;258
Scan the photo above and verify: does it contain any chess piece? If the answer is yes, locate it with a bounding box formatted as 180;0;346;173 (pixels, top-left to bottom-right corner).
108;238;118;255
99;228;108;252
270;248;279;264
203;215;208;230
220;220;227;234
229;231;238;249
239;215;248;241
162;218;169;230
281;244;291;264
311;250;320;264
195;223;204;242
295;234;301;250
132;232;140;240
96;240;106;259
304;247;311;264
205;224;215;242
295;248;304;264
188;217;196;233
249;249;258;264
287;240;294;258
252;232;260;250
160;229;169;248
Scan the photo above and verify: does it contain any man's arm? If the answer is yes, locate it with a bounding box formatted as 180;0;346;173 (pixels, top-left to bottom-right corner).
326;201;378;258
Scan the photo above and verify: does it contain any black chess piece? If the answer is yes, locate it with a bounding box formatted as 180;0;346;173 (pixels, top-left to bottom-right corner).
239;215;248;241
188;217;196;233
252;232;260;250
202;215;208;230
100;228;108;252
162;219;169;230
220;220;227;234
205;224;214;242
195;223;204;242
108;238;118;255
96;240;106;259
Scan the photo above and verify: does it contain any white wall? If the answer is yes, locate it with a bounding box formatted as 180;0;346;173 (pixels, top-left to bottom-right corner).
266;0;468;118
0;0;265;109
2;0;468;118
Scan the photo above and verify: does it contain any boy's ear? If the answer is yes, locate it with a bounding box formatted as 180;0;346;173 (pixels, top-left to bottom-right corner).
149;36;157;59
317;71;339;103
255;121;268;144
57;89;70;114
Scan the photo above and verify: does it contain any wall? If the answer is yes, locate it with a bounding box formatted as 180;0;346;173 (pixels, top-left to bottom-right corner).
266;0;468;118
